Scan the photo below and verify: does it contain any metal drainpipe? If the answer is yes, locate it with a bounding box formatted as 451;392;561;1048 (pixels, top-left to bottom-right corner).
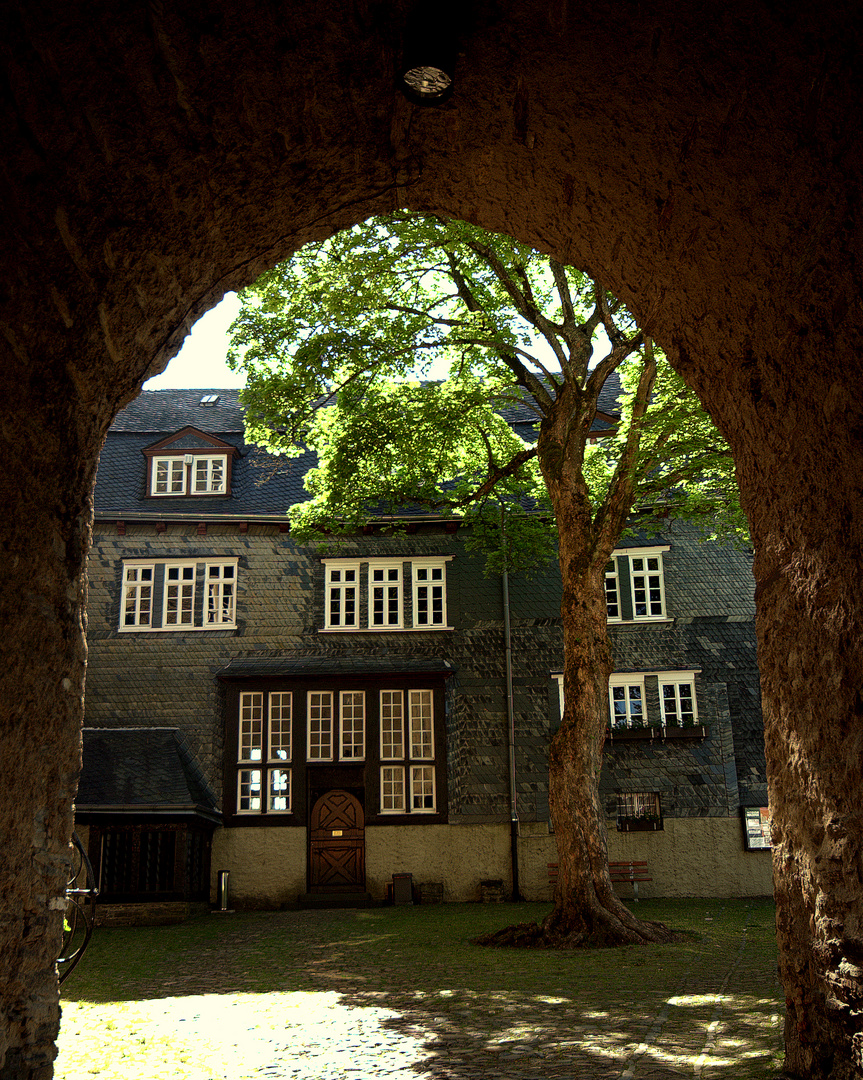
502;566;522;900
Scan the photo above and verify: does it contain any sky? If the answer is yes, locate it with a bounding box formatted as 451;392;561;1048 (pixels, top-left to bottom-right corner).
144;293;244;389
142;287;608;391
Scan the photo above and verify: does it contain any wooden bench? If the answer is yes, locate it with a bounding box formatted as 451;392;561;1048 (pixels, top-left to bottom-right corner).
548;859;651;900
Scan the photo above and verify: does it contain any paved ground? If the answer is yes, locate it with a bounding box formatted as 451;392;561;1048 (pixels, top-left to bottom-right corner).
56;902;784;1080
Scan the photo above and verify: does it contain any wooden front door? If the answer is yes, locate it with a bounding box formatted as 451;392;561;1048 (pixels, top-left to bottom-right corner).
309;790;365;892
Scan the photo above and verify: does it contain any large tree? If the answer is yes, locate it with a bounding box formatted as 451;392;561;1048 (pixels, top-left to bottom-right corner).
230;212;743;946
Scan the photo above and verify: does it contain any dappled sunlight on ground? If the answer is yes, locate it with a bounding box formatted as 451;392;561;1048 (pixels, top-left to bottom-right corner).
58;900;784;1079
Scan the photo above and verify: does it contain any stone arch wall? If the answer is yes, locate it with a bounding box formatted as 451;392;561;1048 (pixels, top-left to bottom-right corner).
1;2;862;1076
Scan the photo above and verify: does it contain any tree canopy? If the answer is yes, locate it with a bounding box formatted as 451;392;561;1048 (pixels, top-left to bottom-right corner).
229;212;744;575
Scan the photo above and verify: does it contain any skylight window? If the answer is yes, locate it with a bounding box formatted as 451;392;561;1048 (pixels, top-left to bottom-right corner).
199;395;220;406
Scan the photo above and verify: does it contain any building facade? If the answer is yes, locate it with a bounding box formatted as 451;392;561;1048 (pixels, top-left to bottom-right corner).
78;389;773;917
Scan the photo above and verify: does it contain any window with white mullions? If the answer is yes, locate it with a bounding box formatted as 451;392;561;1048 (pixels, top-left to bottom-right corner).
340;691;365;760
153;457;185;495
411;765;436;811
269;692;292;762
237;691;292;814
409;690;434;758
308;691;334;761
369;564;402;628
206;562;236;625
120;558;238;632
660;681;696;726
413;562;446;626
380;690;404;759
163;563;196;626
268;768;291;812
604;560;620;621
609;678;645;728
326;563;359;628
380;765;406;812
238;769;262;812
121;564;154;627
239;692;264;762
194;455;226;494
630;554;665;618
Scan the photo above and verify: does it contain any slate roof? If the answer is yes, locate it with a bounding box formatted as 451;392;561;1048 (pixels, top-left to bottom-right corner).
95;377;622;519
77;728;221;820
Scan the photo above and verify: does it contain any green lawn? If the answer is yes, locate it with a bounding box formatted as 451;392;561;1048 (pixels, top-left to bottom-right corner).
58;899;785;1080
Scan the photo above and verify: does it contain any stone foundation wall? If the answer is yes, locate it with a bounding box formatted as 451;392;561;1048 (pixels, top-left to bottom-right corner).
210;817;772;908
94;902;210;927
517;817;773;901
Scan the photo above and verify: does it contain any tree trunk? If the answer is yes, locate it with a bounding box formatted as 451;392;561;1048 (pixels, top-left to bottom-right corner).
479;388;676;949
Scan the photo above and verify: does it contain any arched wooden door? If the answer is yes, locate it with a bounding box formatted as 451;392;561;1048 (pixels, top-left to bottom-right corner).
309;790;365;893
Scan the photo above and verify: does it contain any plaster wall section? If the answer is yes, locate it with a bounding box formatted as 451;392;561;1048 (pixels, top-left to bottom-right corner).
211;827;308;910
365;823;512;902
516;818;772;901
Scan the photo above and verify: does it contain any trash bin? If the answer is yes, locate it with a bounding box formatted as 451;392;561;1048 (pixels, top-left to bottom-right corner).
392;873;413;905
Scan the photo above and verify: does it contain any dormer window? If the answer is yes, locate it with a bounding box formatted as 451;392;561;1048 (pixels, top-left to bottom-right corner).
143;428;237;498
149;453;228;496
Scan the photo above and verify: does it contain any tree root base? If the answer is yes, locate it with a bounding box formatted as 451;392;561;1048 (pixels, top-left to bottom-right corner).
475;917;682;949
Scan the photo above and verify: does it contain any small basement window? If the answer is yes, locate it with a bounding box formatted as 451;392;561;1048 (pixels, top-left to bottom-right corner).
617;791;662;831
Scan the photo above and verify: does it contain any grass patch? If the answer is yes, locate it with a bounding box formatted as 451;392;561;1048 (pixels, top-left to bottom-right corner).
58;899;785;1080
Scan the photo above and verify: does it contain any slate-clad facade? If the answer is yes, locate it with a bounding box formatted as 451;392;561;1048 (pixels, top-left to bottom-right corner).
80;389;772;916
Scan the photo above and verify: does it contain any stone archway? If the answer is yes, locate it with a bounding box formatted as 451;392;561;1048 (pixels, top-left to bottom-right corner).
1;3;862;1077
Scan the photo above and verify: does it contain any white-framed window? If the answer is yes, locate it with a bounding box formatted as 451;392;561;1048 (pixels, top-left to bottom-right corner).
411;765;436;812
268;768;291;812
369;563;403;628
605;546;670;622
609;675;646;728
308;691;334;761
239;692;264;762
630;553;666;618
194;455;227;494
152;457;186;496
236;690;292;814
380;690;404;759
269;692;292;761
607;669;700;729
340;691;366;760
321;557;452;632
380;765;406;812
237;769;262;813
121;563;155;628
660;679;697;726
409;690;434;758
119;558;238;631
413;560;447;627
149;453;229;496
378;688;439;813
604;560;621;622
325;562;360;629
163;562;196;626
206;561;236;626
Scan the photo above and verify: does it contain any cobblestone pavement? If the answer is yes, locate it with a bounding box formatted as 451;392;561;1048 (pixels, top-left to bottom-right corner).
57;903;784;1080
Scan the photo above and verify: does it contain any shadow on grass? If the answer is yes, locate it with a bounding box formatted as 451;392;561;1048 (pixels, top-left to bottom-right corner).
58;899;784;1079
